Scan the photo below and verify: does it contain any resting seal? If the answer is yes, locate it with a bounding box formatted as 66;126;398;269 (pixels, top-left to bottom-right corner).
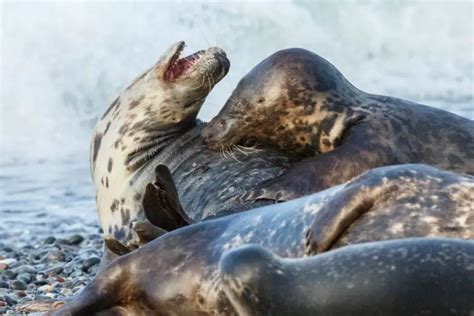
91;41;298;260
53;164;473;315
202;48;474;201
220;239;474;316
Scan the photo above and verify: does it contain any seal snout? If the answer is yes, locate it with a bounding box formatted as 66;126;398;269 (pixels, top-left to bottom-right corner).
202;118;227;148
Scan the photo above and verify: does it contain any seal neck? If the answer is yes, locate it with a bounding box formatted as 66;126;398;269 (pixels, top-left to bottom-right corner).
124;119;196;173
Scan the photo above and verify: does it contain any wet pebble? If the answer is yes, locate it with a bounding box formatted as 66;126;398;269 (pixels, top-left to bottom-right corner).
43;236;56;245
33;280;48;286
68;235;84;245
16;273;32;284
4;294;17;306
44;250;66;262
0;259;18;269
82;257;100;270
45;266;64;276
10;280;27;291
2;270;16;280
14;264;37;274
0;282;8;289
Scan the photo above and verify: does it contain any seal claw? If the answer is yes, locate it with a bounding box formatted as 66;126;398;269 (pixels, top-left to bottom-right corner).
104;235;132;256
132;220;167;244
244;179;303;203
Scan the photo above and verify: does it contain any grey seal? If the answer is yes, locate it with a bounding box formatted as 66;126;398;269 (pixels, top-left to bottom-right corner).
220;238;474;316
52;164;473;315
202;48;474;201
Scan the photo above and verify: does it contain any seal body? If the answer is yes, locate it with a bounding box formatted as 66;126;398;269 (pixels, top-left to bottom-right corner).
53;164;473;315
220;239;474;316
91;41;296;254
202;48;474;201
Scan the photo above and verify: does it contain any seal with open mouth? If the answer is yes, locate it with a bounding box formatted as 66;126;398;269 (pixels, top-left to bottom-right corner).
90;41;298;263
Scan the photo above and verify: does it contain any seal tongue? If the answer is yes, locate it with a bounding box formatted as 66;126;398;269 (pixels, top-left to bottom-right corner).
167;51;203;80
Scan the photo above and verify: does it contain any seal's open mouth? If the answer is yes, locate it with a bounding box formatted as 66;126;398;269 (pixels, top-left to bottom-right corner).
165;42;205;81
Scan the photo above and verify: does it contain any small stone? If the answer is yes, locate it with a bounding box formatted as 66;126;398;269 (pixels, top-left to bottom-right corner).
82;257;100;270
0;258;17;269
56;238;70;245
44;250;66;262
45;266;63;276
43;236;56;245
34;280;48;286
16;290;27;298
68;234;84;245
17;273;32;283
1;247;13;253
0;301;5;306
3;270;17;280
0;282;8;289
70;270;83;277
56;277;65;283
10;279;27;290
61;288;73;296
4;294;17;306
37;284;53;292
14;265;37;274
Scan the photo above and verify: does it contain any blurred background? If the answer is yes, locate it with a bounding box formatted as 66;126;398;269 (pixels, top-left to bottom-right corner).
0;1;473;234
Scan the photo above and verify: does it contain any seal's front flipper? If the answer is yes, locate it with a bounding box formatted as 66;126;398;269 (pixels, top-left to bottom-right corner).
104;235;132;256
142;165;192;231
305;167;402;255
132;220;167;244
246;122;397;204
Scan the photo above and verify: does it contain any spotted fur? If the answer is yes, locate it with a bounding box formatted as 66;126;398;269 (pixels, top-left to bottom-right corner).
202;48;474;201
219;239;474;315
54;164;473;315
90;42;298;263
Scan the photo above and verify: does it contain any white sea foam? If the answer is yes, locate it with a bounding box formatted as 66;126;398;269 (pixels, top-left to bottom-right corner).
1;1;473;161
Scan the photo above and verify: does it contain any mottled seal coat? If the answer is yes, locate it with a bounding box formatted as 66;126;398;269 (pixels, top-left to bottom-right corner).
219;239;474;316
91;41;297;255
53;164;473;315
202;48;474;201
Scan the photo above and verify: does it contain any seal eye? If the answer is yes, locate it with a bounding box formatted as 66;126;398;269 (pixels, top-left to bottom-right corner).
257;98;265;103
243;137;257;147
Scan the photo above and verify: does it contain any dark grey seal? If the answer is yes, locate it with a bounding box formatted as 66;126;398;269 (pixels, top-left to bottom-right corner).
202;48;474;201
220;238;474;316
52;164;473;315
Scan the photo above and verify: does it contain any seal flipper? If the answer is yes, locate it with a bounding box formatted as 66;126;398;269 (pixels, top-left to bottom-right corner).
245;122;397;203
104;235;133;256
304;166;414;255
142;165;192;231
132;220;167;243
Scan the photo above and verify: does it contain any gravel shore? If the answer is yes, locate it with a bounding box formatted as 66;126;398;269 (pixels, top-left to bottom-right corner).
0;228;103;314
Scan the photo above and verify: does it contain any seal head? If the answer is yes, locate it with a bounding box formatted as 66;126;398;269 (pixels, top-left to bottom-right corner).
202;48;363;156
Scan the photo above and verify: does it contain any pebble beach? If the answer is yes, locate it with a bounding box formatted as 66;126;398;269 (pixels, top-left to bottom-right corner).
0;158;100;314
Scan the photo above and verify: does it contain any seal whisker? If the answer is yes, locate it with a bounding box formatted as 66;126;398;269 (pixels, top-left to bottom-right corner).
234;145;249;156
228;146;243;163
